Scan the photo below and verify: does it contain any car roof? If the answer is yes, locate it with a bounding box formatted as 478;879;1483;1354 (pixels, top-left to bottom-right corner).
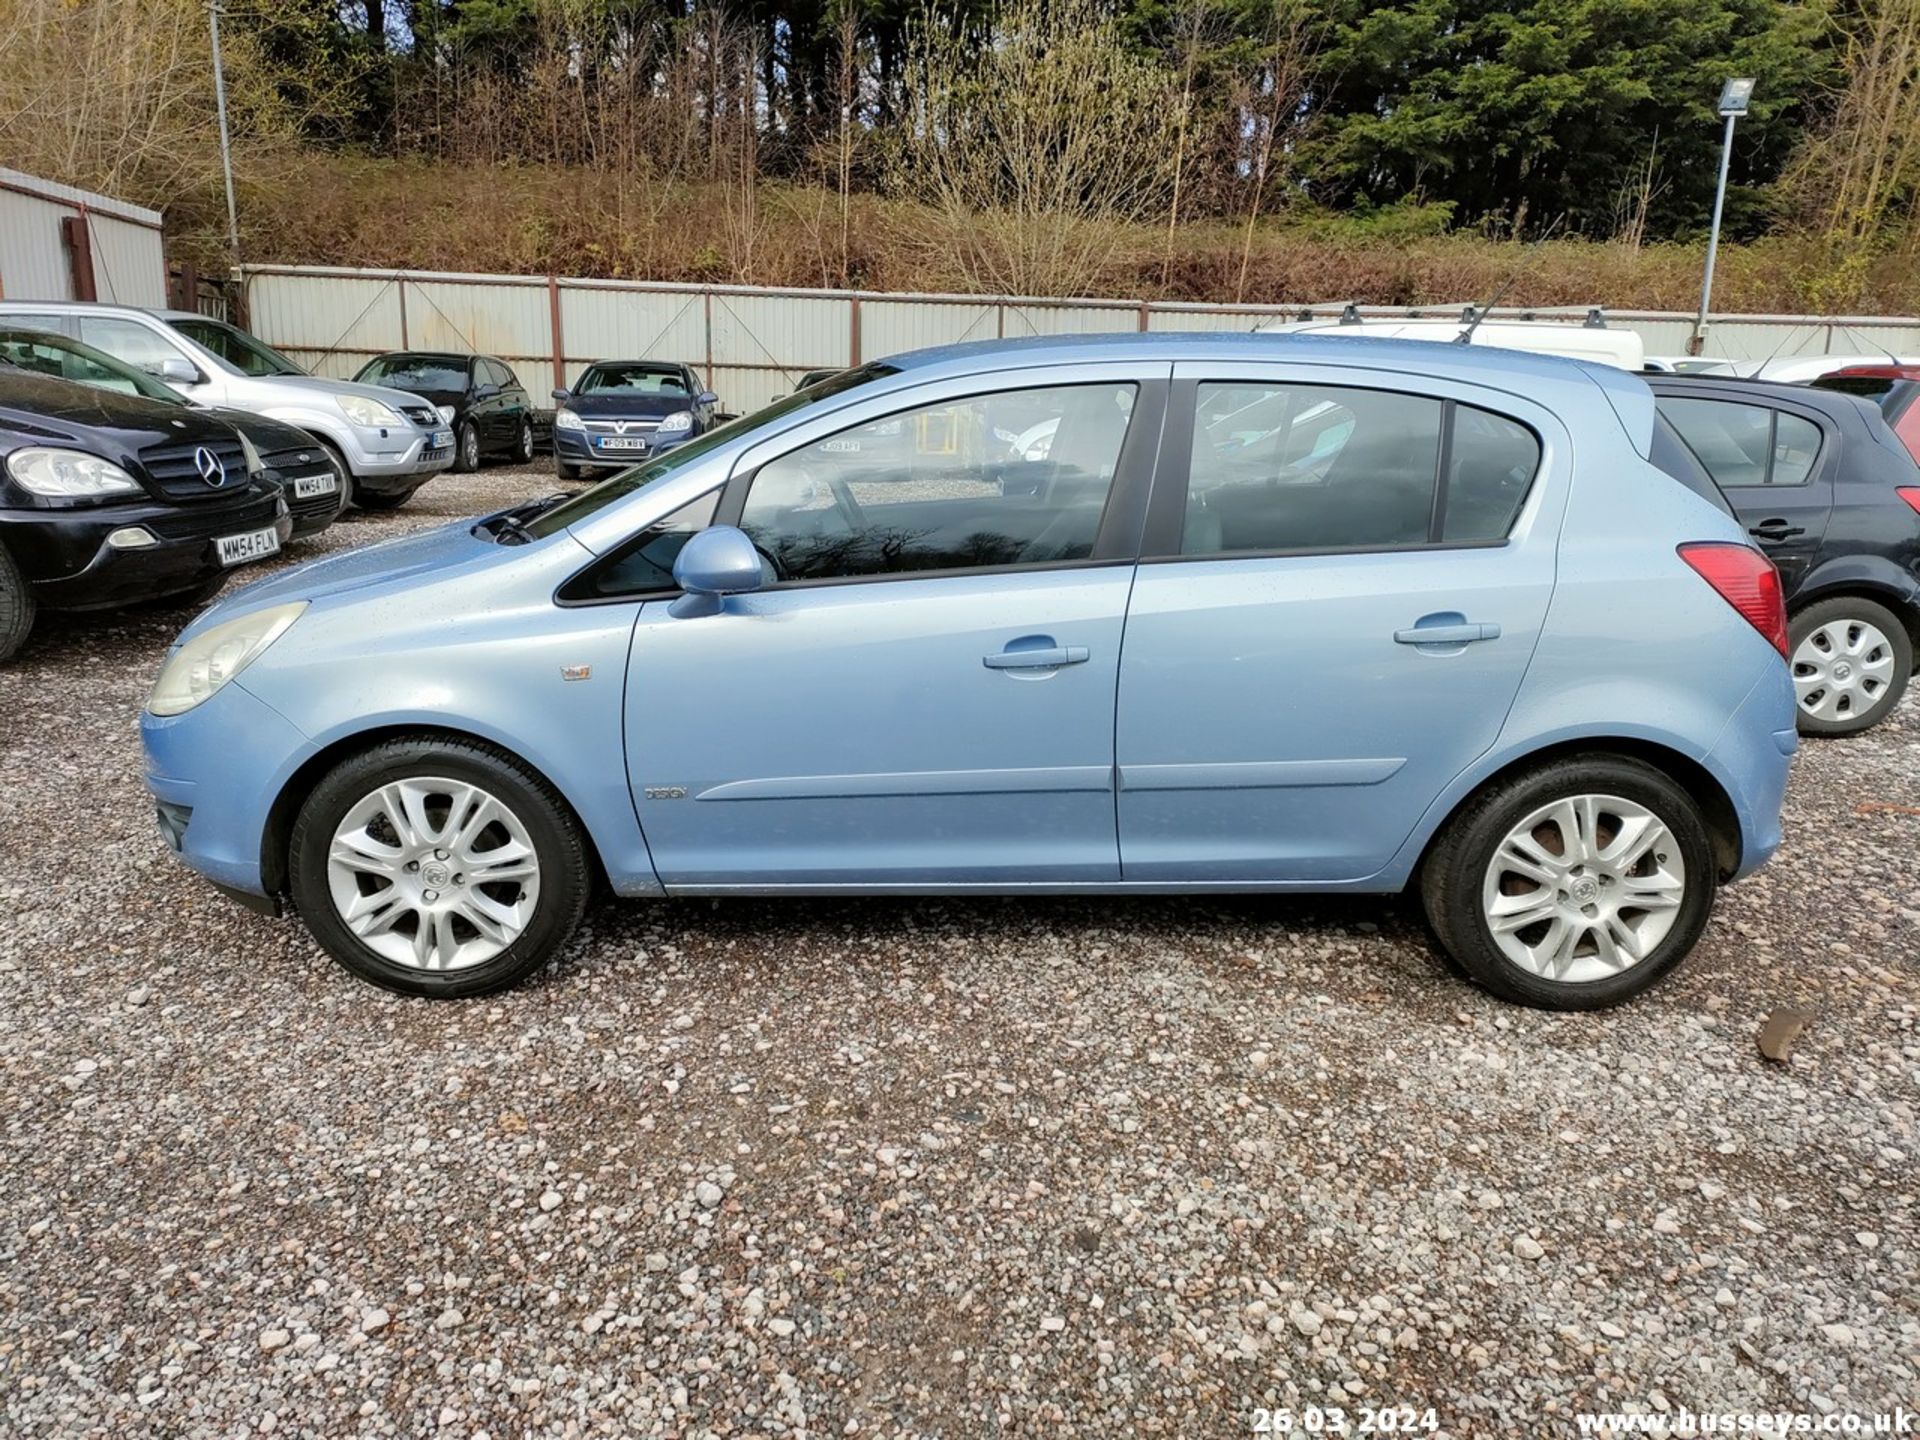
582;359;687;370
886;329;1624;382
373;350;472;363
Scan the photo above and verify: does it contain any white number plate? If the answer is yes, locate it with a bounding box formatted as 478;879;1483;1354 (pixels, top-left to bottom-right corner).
596;436;648;451
430;429;453;449
291;471;337;499
216;527;281;567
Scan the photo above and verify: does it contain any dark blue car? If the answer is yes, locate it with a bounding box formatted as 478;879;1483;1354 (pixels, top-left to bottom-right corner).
550;361;719;480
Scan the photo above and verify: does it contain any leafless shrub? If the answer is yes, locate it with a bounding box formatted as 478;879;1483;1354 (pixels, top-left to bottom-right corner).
888;0;1182;296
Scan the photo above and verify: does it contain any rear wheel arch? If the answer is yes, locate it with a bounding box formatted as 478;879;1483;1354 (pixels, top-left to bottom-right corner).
261;725;609;898
1415;738;1744;887
1789;579;1920;659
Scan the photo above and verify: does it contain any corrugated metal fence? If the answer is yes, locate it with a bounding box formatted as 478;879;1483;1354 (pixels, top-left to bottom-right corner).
240;264;1920;414
1;169;168;308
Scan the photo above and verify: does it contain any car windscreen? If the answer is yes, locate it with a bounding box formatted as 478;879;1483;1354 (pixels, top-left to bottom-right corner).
522;362;900;540
169;318;306;378
574;364;691;396
359;356;468;392
0;329;185;404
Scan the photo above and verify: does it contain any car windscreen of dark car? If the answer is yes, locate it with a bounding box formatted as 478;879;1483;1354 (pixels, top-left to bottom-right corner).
169;318;306;378
575;364;691;396
358;356;468;392
520;362;900;540
0;328;187;406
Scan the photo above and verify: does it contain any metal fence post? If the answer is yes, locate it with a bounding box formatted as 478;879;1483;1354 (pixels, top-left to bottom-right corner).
548;276;565;391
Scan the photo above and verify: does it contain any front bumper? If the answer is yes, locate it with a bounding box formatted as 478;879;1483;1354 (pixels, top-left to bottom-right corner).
340;424;456;491
262;461;345;538
143;678;315;899
553;427;693;467
3;489;292;611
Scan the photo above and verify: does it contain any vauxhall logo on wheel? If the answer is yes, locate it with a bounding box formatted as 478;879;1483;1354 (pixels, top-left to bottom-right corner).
194;445;229;488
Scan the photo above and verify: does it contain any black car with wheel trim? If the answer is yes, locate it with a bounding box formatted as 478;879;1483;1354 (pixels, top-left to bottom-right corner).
0;324;344;538
550;360;719;480
1648;374;1920;736
352;352;536;475
0;371;291;662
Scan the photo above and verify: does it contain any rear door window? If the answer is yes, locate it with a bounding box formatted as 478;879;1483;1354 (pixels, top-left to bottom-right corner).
1659;397;1823;487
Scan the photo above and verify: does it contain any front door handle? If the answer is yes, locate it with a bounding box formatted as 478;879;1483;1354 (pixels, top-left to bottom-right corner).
1394;621;1500;646
983;644;1090;670
1748;520;1805;542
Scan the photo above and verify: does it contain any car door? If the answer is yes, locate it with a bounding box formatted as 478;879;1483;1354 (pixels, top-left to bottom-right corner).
1657;394;1832;591
621;365;1164;888
491;360;528;442
1115;364;1565;883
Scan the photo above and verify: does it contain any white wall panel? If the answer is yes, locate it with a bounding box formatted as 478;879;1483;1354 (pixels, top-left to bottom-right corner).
859;299;997;358
0;171;164;305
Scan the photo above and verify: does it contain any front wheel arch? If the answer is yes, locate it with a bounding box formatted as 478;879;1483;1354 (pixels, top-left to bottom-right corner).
261;725;609;900
1412;738;1744;889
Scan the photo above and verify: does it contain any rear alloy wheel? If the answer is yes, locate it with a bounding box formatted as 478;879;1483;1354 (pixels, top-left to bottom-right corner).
1789;596;1912;737
290;737;589;997
0;543;37;663
516;420;535;463
455;421;481;473
1421;756;1715;1010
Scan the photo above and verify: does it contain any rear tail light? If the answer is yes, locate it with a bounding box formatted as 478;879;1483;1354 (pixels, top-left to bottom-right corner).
1897;486;1920;516
1678;542;1788;658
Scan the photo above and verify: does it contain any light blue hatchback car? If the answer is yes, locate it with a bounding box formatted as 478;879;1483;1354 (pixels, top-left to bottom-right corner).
141;334;1796;1009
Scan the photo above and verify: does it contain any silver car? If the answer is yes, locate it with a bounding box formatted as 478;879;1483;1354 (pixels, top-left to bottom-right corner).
0;302;454;510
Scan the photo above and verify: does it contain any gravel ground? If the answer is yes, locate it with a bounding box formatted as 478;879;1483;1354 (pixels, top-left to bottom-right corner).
1;461;1916;1439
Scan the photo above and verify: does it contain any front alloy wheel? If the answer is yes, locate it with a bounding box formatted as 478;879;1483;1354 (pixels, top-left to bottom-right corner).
326;777;541;971
290;737;589;996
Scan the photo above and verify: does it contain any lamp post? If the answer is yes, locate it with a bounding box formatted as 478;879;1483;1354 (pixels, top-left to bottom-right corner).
1690;77;1755;357
208;0;240;263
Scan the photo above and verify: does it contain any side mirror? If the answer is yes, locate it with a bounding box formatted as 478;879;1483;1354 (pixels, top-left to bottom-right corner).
669;525;764;618
154;357;201;385
697;390;719;407
551;387;570;401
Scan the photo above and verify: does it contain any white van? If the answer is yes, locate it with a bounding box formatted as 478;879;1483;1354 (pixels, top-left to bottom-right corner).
1256;313;1645;370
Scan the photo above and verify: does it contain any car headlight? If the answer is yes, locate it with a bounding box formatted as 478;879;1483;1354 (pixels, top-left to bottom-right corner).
553;407;585;433
338;395;405;428
147;602;308;717
5;446;141;499
435;404;455;423
657;410;693;434
237;431;264;475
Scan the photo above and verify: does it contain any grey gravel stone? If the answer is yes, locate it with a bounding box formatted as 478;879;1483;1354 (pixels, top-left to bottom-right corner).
1;465;1915;1436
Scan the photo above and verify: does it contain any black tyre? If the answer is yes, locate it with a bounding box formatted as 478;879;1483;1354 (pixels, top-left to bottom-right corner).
139;573;228;611
1788;595;1913;737
515;420;536;463
313;438;354;509
1420;756;1716;1011
288;736;590;998
353;486;417;512
0;543;36;663
454;421;481;473
555;459;584;482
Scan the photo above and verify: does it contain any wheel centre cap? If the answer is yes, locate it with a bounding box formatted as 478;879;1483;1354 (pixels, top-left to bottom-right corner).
1569;876;1600;905
422;861;451;888
1831;660;1852;681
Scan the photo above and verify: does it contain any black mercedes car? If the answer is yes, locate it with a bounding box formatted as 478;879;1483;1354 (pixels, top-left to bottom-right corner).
0;325;344;537
550;360;719;480
1649;374;1920;736
353;351;536;473
0;371;290;662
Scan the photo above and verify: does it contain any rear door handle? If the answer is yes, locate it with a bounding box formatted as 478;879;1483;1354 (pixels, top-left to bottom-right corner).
1394;622;1500;646
983;645;1089;670
1748;520;1805;541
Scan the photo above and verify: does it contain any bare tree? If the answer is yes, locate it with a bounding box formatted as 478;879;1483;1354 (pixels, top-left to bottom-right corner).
1233;0;1318;303
890;0;1181;296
